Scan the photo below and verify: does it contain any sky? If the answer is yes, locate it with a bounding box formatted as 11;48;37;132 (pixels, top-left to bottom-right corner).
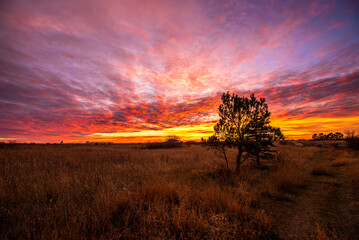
0;0;358;143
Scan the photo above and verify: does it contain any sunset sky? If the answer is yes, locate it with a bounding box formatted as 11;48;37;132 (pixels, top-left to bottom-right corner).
1;0;358;143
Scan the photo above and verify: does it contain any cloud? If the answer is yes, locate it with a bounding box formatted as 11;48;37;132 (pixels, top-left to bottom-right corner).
0;0;358;142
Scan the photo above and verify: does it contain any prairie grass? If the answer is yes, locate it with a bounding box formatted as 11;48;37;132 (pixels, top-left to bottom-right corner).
0;144;274;239
264;146;316;197
0;143;356;239
306;218;343;240
333;150;359;192
311;163;332;176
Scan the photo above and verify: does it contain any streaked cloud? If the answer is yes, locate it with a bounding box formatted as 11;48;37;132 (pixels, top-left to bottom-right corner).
0;0;358;142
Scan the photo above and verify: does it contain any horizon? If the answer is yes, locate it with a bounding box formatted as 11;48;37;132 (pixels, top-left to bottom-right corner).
1;0;359;143
1;127;353;144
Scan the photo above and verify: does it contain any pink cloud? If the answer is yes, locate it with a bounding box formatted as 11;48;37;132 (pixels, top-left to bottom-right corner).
0;0;358;142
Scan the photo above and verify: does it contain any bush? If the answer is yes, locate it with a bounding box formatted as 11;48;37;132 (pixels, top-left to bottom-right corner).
345;130;359;150
144;141;182;149
144;136;183;149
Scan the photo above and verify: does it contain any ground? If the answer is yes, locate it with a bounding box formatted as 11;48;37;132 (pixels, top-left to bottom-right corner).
268;147;359;239
0;142;358;239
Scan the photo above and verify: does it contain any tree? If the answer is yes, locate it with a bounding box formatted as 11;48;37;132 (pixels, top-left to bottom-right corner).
211;92;281;173
312;133;318;140
244;95;283;166
318;133;325;140
326;133;334;140
247;125;283;166
333;132;344;140
312;132;344;140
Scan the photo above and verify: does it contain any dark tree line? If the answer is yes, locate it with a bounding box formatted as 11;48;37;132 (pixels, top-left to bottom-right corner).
312;132;344;140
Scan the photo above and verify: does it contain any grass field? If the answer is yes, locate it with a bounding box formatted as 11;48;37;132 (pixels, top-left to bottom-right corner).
0;142;358;239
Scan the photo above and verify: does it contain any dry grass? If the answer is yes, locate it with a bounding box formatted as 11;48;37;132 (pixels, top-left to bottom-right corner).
0;144;275;239
334;151;359;193
0;143;357;239
320;176;339;186
331;159;347;167
307;219;343;240
311;163;332;176
347;163;359;192
264;146;317;197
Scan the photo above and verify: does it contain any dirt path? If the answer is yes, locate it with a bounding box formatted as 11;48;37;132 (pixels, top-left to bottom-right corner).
269;148;359;239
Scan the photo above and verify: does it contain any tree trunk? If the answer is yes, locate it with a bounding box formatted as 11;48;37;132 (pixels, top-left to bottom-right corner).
236;147;242;174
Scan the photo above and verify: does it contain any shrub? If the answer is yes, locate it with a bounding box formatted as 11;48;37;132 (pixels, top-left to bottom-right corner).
345;130;359;150
144;141;182;149
144;136;183;149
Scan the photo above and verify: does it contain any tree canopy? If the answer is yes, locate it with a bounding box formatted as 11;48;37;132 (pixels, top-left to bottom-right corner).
312;132;344;140
205;92;283;173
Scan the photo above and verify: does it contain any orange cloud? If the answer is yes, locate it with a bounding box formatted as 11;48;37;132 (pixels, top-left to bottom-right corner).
0;0;358;142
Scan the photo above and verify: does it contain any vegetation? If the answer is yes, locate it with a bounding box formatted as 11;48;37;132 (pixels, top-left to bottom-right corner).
204;92;283;173
345;130;359;150
1;143;358;239
144;136;183;149
246;124;284;167
312;132;344;140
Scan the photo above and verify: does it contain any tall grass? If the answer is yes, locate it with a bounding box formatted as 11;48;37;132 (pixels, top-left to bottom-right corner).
0;144;354;239
0;145;277;239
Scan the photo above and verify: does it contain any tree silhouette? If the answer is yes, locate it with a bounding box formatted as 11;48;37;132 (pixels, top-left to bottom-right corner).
319;133;326;140
333;132;344;140
312;133;318;140
247;125;283;166
312;132;344;140
210;92;282;173
245;96;284;165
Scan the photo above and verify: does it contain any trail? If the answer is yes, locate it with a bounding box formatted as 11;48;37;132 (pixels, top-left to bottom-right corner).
270;148;359;239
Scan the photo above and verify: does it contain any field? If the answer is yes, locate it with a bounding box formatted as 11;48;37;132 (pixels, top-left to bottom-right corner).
0;142;358;239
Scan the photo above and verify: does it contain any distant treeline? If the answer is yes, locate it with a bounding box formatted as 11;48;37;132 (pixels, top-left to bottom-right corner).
143;136;183;149
312;132;344;140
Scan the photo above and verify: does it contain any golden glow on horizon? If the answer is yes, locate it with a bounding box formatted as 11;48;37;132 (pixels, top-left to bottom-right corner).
272;116;359;139
3;116;358;144
90;123;215;142
87;116;359;143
